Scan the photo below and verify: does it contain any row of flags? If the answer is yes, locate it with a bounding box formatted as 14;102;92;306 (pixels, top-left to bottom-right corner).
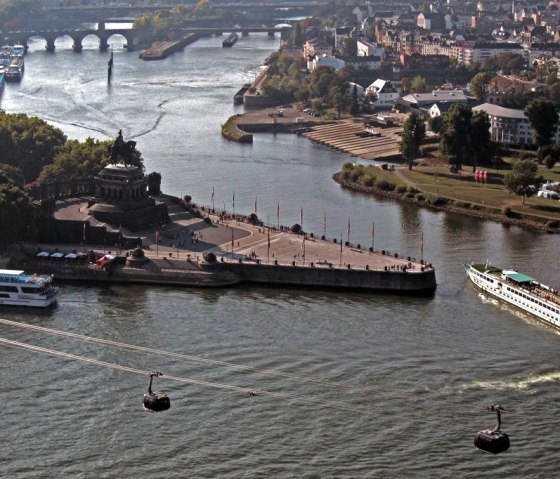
207;188;425;259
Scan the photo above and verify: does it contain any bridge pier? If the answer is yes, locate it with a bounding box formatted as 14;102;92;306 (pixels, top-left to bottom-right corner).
72;37;83;52
45;38;55;52
99;38;109;52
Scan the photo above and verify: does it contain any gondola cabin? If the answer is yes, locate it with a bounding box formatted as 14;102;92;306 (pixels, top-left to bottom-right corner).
474;404;510;454
143;371;170;412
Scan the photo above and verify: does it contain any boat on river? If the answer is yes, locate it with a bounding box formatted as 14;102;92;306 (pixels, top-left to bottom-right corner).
222;33;238;48
464;262;560;329
0;269;58;307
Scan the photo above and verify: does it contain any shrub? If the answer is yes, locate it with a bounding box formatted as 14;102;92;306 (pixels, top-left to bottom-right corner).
415;193;426;202
342;162;354;171
449;165;459;174
404;191;415;199
375;179;396;191
349;170;362;182
340;170;350;180
407;186;419;194
361;175;376;187
502;206;513;217
546;220;559;229
396;185;407;193
431;196;449;207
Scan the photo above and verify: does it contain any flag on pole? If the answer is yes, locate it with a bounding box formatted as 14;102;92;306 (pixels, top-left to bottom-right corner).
211;187;214;203
300;207;303;226
254;196;258;215
347;217;351;236
232;193;235;209
277;201;280;225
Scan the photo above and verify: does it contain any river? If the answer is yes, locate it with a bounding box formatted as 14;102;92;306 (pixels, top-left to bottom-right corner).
1;33;559;478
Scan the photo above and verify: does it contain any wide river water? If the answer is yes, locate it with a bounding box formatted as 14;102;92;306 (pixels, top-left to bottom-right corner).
1;33;560;478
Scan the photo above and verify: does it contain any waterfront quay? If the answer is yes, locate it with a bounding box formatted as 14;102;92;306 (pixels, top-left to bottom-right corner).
13;196;436;294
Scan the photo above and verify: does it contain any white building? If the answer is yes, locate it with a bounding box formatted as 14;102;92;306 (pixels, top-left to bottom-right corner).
473;103;560;146
310;54;346;72
357;39;386;59
365;79;399;109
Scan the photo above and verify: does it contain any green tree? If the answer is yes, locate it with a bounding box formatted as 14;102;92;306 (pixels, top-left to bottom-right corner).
440;104;473;170
524;98;559;162
469;72;491;102
0;113;67;182
37;138;123;184
400;112;426;170
429;115;443;133
503;159;543;203
470;111;492;172
410;76;427;93
0;178;36;245
350;84;360;116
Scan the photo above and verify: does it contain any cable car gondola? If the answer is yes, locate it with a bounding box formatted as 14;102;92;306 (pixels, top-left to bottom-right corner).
143;371;170;412
474;404;510;454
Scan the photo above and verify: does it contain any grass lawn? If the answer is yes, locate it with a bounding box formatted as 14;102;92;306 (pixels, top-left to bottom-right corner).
344;161;560;224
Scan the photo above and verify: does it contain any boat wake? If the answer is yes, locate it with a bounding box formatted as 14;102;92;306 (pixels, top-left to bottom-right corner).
466;370;560;392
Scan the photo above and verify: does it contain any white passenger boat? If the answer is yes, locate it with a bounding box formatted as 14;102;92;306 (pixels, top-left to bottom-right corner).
0;269;58;307
464;262;560;329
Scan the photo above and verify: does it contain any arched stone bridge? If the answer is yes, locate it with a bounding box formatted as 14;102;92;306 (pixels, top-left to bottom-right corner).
2;24;291;53
2;22;134;52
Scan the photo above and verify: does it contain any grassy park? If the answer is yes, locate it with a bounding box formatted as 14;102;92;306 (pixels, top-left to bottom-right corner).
335;160;560;231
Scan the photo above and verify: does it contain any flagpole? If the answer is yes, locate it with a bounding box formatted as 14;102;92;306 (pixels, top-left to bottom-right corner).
277;201;280;229
371;220;374;251
339;233;343;267
211;186;215;211
323;210;327;238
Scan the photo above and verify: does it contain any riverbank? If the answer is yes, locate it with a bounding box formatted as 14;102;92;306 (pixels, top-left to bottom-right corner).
333;166;560;234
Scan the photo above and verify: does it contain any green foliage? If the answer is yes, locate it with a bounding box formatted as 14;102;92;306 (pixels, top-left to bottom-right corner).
400;112;426;169
415;193;426;201
342;162;354;171
37;138;124;184
410;76;427;93
503;159;544;201
361;175;376;187
375;179;396;191
502;206;513;217
440;105;492;171
429;115;443;133
0;181;36;245
469;72;491;102
0;112;67;183
396;185;407;193
524;99;559;150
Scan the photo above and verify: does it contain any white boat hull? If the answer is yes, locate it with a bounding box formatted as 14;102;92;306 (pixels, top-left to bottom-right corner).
465;263;560;330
